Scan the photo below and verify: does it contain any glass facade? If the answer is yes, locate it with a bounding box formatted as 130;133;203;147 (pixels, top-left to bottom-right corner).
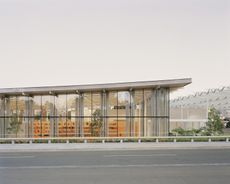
0;88;170;138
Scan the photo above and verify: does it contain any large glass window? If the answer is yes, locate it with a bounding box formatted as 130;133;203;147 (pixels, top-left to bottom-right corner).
107;92;117;117
19;117;28;138
144;118;156;136
27;118;33;138
41;96;54;137
92;93;101;113
133;90;144;117
83;93;91;117
117;117;128;137
33;118;41;138
83;93;91;136
40;117;50;137
144;90;152;116
67;94;77;117
67;94;78;136
17;96;26;117
83;117;91;137
26;97;33;117
32;96;42;137
107;118;117;137
5;97;17;116
157;88;169;116
51;96;64;137
133;118;142;137
55;95;67;137
0;117;4;138
55;95;67;117
0;98;4;117
117;91;130;136
159;118;168;136
58;117;67;137
90;93;103;137
5;116;26;138
33;96;41;117
117;91;130;117
42;96;55;117
66;117;75;137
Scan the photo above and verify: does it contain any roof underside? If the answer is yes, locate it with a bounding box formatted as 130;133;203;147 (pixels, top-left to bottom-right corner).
0;78;191;96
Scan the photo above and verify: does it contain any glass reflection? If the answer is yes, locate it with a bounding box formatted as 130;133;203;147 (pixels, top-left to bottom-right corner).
33;96;41;117
159;118;168;136
107;118;117;137
0;118;4;138
118;91;130;117
58;117;67;137
6;117;23;138
55;95;67;117
5;97;17;116
144;90;155;116
42;96;55;117
83;93;91;116
67;94;78;137
32;96;41;137
133;118;141;137
133;90;144;117
83;117;91;137
107;92;117;117
92;93;101;112
17;96;26;117
117;117;127;137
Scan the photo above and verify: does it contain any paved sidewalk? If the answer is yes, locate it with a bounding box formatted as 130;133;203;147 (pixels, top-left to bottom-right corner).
1;142;230;152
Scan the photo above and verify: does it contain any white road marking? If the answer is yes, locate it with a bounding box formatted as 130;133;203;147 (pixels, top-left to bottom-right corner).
0;156;35;159
0;163;230;169
104;154;176;157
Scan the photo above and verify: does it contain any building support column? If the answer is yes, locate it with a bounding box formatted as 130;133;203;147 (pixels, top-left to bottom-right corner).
155;88;159;136
130;90;135;137
5;98;10;138
102;91;107;137
79;93;84;137
0;98;4;138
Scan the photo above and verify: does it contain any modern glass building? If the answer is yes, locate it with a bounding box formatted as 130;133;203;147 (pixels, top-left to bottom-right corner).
0;78;191;138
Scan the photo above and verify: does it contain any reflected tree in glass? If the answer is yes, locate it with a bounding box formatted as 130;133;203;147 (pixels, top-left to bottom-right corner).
7;116;22;137
90;109;103;137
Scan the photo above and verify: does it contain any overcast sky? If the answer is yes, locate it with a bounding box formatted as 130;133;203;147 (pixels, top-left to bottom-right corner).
0;0;229;98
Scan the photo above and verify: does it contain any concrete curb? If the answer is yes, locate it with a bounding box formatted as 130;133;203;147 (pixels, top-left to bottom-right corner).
1;142;230;152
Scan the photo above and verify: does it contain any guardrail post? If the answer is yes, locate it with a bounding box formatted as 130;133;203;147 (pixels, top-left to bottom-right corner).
191;138;194;143
226;138;229;143
11;140;15;144
66;140;69;144
102;140;105;143
84;139;87;143
48;140;51;144
208;138;211;142
29;140;33;144
173;138;177;143
120;139;123;143
138;139;141;143
156;138;159;143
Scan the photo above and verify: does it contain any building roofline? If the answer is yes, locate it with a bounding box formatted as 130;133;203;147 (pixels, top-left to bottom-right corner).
0;78;191;96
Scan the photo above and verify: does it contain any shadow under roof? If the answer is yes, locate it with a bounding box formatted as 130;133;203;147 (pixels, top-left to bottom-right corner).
0;78;191;96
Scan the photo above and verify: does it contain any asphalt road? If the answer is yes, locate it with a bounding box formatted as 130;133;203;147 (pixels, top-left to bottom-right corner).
1;149;230;184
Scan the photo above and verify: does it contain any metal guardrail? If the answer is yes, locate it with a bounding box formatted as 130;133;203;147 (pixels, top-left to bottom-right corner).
0;136;230;144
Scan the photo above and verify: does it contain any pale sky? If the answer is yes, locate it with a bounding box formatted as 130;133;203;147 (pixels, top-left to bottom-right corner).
0;0;229;98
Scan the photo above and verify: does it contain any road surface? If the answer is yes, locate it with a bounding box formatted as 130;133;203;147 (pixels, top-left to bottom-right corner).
1;149;230;184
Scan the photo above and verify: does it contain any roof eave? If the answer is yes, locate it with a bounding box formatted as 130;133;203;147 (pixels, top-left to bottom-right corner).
0;78;191;96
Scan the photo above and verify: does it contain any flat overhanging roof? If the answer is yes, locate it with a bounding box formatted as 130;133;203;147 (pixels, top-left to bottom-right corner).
0;78;191;96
